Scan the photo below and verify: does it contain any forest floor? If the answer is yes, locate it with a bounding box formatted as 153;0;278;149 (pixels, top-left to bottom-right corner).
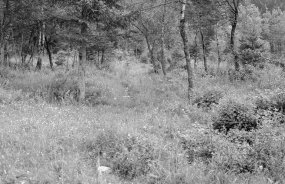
0;57;285;184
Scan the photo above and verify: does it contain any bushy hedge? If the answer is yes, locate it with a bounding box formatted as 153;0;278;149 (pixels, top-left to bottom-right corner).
47;73;79;103
212;127;285;180
213;100;258;133
255;91;285;125
84;130;156;180
194;90;223;110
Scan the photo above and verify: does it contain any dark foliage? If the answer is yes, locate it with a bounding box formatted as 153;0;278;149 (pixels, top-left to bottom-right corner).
84;131;156;180
193;90;223;110
213;100;258;133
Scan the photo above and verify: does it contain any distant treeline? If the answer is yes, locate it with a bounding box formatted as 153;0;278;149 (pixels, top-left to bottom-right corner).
251;0;285;13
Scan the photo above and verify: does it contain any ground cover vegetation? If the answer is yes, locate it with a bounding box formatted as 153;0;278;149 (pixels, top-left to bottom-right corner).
1;0;285;183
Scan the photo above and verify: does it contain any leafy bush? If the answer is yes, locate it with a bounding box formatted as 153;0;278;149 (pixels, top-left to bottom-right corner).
213;127;285;182
0;68;16;79
140;56;149;64
240;49;265;68
171;50;184;62
193;90;223;110
180;136;214;164
250;127;285;182
213;100;258;133
84;130;156;180
47;73;79;103
254;91;285;125
84;90;109;106
212;136;256;173
228;66;258;82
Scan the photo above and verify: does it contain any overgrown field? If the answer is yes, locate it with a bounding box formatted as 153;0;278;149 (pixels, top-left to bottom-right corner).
1;60;285;184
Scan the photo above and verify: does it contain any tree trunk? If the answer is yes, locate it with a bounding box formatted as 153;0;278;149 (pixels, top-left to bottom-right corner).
45;36;53;70
230;11;239;71
0;0;9;68
145;37;158;73
35;29;42;71
160;0;167;76
194;30;198;70
101;50;105;65
200;28;207;73
0;43;4;68
66;49;70;72
78;21;87;101
179;0;194;100
36;16;45;71
20;33;24;64
215;28;221;73
97;51;101;69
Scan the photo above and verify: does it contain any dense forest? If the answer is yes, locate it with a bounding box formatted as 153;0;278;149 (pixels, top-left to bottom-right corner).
1;0;285;183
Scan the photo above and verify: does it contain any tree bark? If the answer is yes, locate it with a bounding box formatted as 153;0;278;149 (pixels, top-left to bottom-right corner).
215;25;221;73
145;37;158;73
78;21;87;101
97;51;101;69
179;0;194;100
194;30;198;70
20;33;24;64
101;50;105;65
228;0;240;71
160;0;167;76
45;36;53;70
35;22;43;71
0;0;9;68
200;28;207;73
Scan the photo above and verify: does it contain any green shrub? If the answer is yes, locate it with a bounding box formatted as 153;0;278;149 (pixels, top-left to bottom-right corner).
228;66;258;82
193;90;223;110
212;136;256;173
140;56;149;64
47;73;79;103
254;91;285;125
179;133;214;165
250;127;285;182
211;125;285;182
240;49;265;68
84;91;109;106
84;130;156;180
213;100;258;133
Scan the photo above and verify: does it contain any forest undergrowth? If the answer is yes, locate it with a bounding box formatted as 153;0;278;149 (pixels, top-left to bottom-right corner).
1;60;285;184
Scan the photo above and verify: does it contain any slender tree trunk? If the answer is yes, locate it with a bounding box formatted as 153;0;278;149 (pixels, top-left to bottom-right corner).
160;0;167;76
45;36;53;70
66;49;70;72
72;50;76;68
36;17;45;71
215;25;221;73
78;20;87;101
179;0;194;100
194;30;198;70
0;0;9;68
0;42;4;68
101;50;105;65
200;28;207;73
230;11;239;71
97;51;101;69
145;37;158;73
35;24;43;71
19;33;24;65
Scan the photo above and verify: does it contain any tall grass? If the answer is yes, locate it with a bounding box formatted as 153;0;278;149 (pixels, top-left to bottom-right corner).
1;60;285;183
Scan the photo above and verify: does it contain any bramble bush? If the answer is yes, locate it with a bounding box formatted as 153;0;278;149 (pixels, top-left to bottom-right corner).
193;89;223;110
47;72;80;103
254;90;285;125
212;100;258;133
84;130;156;180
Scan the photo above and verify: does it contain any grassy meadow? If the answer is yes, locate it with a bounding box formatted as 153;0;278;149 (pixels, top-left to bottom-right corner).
1;55;285;184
